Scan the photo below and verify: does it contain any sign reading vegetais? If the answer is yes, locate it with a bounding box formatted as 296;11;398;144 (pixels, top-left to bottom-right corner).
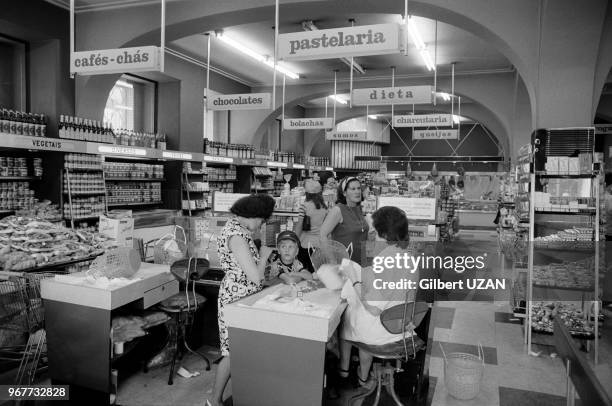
71;46;161;75
279;23;401;61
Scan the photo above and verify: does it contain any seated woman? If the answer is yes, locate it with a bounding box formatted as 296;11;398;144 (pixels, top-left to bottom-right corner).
337;206;419;388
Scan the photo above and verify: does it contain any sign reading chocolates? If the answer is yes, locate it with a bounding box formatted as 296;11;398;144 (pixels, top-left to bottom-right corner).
279;23;401;61
71;46;161;75
207;93;271;111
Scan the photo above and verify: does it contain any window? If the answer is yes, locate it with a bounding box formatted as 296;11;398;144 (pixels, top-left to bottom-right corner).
0;35;27;110
104;75;155;132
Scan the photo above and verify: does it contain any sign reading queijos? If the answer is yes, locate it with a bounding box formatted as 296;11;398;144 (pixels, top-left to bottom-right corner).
71;46;160;75
413;129;459;140
279;23;400;61
283;118;334;130
207;93;271;111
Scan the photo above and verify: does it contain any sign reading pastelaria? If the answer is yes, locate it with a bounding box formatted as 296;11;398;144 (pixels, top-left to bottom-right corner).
352;86;433;106
279;23;401;61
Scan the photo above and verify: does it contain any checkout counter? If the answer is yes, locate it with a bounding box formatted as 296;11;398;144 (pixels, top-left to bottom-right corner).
224;282;347;406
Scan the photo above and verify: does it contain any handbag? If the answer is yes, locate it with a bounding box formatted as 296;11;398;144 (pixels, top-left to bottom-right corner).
302;213;311;232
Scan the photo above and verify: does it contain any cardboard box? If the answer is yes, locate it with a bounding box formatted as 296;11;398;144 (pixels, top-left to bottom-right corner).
558;157;569;174
568;157;580;174
99;212;134;247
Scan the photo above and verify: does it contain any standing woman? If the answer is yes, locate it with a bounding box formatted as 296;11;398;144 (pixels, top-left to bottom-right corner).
208;194;276;406
294;179;328;249
320;176;369;264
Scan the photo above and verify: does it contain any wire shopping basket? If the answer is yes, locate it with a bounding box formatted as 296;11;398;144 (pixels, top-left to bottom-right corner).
440;343;485;400
0;271;57;384
308;240;350;270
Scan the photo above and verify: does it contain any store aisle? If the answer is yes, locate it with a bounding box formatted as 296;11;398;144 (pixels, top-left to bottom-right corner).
427;301;568;406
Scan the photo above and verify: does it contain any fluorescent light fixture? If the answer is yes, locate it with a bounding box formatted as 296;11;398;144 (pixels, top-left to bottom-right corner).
329;95;348;105
114;105;134;110
368;115;378;119
116;80;133;88
216;32;299;80
453;115;463;124
406;17;436;71
436;92;452;101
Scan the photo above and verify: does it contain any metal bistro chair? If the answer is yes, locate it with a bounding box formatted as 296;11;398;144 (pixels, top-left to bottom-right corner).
147;257;211;385
346;289;431;406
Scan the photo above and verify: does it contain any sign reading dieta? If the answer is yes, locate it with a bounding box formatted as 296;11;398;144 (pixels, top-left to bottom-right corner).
279;23;401;61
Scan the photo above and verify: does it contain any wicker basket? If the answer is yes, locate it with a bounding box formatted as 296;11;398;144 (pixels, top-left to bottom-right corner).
440;343;484;400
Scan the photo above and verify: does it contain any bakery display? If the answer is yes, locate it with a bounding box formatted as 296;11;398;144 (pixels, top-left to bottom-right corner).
531;302;597;338
0;215;113;271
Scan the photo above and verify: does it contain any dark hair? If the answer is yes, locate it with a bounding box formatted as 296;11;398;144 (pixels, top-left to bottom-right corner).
336;177;361;205
372;206;409;248
230;193;276;220
305;192;327;210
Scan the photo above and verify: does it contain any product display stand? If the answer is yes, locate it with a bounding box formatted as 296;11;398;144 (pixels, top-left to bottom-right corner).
525;128;602;363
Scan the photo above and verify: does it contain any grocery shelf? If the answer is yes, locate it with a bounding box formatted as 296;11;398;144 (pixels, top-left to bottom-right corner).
532;283;594;292
65;167;104;172
534;209;596;215
107;201;163;207
535;172;597;179
105;177;165;182
209;179;238;182
64;215;102;221
0;176;41;181
62;190;106;195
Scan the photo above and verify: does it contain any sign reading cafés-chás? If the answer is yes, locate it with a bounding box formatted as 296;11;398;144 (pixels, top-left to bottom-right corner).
352;86;433;106
283;118;334;130
279;23;401;61
71;46;161;75
393;114;453;128
412;129;459;140
207;93;271;111
325;131;368;141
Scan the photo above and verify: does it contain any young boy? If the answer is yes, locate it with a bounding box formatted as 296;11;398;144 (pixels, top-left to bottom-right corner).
265;230;313;284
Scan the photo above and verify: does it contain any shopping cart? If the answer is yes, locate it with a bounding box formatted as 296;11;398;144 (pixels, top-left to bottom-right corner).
0;271;57;385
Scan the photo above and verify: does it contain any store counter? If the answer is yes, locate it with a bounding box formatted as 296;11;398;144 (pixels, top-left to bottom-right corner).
41;263;178;397
224;283;347;406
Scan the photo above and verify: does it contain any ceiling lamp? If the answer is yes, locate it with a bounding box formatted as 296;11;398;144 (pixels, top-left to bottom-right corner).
368;115;378;119
329;95;348;105
216;31;299;79
406;17;435;71
436;92;452;101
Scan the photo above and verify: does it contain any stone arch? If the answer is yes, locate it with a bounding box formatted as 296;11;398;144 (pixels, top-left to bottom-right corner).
75;0;537;135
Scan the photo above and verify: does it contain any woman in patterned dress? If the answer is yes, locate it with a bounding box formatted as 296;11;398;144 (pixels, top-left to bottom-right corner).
208;194;275;406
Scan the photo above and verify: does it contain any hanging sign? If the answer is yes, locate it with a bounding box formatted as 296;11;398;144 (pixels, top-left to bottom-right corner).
352;86;433;106
279;23;401;61
393;114;453;127
412;129;459;140
325;131;368;141
207;93;271;111
283;118;334;130
70;46;161;75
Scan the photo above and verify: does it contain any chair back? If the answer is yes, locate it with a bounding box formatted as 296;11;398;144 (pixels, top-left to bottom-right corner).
379;301;430;335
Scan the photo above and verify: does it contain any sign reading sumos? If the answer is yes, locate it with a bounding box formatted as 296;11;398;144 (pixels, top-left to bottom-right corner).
413;129;459;140
325;131;368;141
283;118;334;130
352;86;433;106
393;114;453;127
279;23;400;61
71;46;160;75
207;93;271;111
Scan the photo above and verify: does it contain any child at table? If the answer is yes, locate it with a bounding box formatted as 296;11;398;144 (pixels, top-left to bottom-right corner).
264;231;313;285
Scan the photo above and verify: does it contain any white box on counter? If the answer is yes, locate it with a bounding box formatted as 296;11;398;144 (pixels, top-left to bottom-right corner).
99;211;134;247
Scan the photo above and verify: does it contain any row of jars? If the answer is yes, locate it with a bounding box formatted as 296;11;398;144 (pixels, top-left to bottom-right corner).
63;173;105;193
62;196;105;219
65;154;104;170
103;162;164;179
204;140;255;159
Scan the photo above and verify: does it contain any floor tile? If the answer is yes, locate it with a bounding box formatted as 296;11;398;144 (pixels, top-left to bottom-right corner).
494;312;522;324
498;386;566;406
431;307;456;329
